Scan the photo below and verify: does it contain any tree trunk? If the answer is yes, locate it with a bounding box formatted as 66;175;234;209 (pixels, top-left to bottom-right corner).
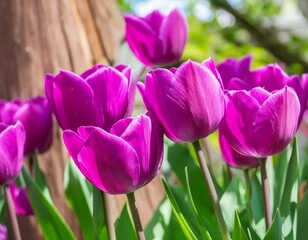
0;0;164;239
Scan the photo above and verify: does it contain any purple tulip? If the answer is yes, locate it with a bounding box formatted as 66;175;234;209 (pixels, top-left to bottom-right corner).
0;97;53;155
220;87;300;158
217;55;252;90
0;224;6;240
138;58;224;142
9;182;34;216
219;131;259;169
125;9;188;67
45;64;136;132
0;122;26;186
63;114;163;194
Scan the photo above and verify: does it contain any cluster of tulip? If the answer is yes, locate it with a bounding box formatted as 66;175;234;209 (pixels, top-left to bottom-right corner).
0;7;307;240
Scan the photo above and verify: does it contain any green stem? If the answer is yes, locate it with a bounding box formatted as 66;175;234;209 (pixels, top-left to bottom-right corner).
3;185;21;240
244;169;253;224
259;158;272;229
192;140;231;240
126;192;145;240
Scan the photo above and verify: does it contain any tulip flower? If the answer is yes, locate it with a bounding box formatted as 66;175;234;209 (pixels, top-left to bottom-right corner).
0;122;26;186
138;58;224;142
125;9;188;67
0;224;6;240
0;97;52;155
220;86;300;158
217;55;251;90
219;131;259;169
63;114;163;194
45;64;136;132
9;183;34;216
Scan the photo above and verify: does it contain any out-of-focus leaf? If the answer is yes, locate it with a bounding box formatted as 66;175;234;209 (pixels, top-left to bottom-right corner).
162;179;198;240
114;203;137;240
93;187;108;240
279;138;299;219
263;210;283;240
64;160;93;240
145;197;187;240
185;167;212;240
233;210;249;240
22;166;76;240
220;176;246;231
297;190;308;240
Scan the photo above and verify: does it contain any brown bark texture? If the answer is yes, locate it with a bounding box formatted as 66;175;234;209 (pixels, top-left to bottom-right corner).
0;0;164;239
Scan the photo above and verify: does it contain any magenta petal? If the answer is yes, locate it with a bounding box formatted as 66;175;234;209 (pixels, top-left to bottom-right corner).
144;10;164;32
222;91;260;156
125;14;157;67
249;87;271;105
80;64;105;79
0;224;6;240
202;57;223;89
251;87;300;157
159;8;188;65
0;122;25;185
219;132;259;169
9;183;34;216
86;67;129;131
13;97;53;155
78;128;140;194
52;70;96;131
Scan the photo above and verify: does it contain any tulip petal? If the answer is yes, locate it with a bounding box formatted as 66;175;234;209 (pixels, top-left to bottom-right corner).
249;87;271;105
159;9;188;64
86;67;129;131
251;87;300;157
9;183;34;216
52;70;96;131
125;14;157;66
145;61;224;142
0;122;25;185
111;115;163;185
221;91;260;156
80;64;105;79
219;132;259;169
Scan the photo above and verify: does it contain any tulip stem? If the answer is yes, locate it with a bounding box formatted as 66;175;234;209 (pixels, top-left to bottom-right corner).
259;158;272;230
192;140;231;240
3;185;21;240
244;169;253;224
126;192;145;240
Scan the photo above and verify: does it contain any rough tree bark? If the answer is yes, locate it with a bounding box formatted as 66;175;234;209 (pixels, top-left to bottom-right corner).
0;0;164;239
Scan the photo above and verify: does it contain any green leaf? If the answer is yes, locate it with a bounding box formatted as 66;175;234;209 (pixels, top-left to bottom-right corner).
297;190;308;240
114;203;137;240
22;166;76;240
185;167;212;240
220;176;246;231
233;210;249;240
162;179;198;240
33;154;52;202
64;160;94;240
92;187;108;240
145;197;187;240
263;210;283;240
279;138;299;218
272;149;289;212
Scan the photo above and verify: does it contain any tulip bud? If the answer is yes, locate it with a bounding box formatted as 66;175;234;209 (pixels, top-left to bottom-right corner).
63;114;163;194
125;9;188;67
0;122;26;186
45;64;136;132
220;87;300;158
138;58;224;142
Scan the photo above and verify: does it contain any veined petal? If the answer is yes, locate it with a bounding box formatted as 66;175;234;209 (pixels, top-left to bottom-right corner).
52;70;96;131
251;87;300;157
80;64;105;79
86;67;129;131
78;127;140;194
